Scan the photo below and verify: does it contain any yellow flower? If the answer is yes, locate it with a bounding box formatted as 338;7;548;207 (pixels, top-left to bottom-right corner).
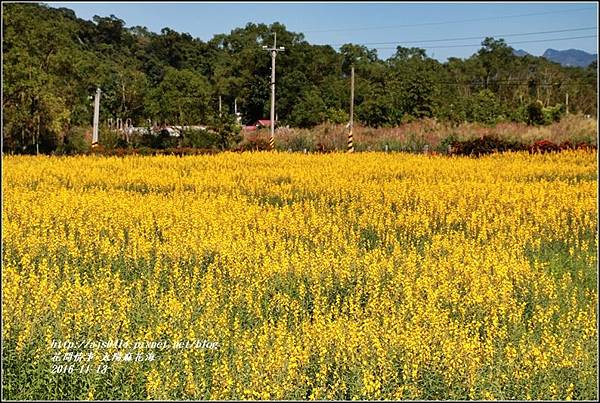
1;151;597;400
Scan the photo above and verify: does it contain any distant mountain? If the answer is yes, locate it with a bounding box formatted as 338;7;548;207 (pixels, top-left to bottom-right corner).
512;49;530;57
541;48;597;67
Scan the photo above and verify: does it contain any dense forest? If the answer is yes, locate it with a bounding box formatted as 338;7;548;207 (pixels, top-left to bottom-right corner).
2;3;598;153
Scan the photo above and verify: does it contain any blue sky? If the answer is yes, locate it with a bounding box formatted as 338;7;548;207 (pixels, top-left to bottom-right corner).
44;1;598;62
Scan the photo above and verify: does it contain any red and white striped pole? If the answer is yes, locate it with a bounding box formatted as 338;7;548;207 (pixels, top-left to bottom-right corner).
348;65;354;153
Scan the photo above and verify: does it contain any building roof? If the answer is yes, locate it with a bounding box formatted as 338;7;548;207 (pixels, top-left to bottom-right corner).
255;119;272;127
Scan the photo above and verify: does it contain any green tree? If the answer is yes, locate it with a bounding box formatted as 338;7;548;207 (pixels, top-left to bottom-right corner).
466;89;503;124
526;100;545;125
400;71;435;119
476;37;515;91
145;68;211;125
290;87;327;128
3;3;83;152
208;112;242;149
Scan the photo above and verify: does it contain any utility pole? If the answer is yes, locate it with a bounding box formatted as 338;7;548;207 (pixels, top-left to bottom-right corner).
234;98;241;125
263;32;285;150
566;92;569;115
36;115;40;155
92;87;101;147
219;95;222;117
348;65;355;153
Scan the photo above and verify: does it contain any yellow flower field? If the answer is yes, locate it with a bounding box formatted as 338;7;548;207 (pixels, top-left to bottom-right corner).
2;151;597;400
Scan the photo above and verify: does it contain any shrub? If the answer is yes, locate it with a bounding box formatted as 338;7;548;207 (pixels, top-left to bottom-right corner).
324;108;349;125
542;104;566;124
527;101;545;125
451;135;527;156
88;143;102;152
466;89;503;125
162;147;218;156
61;126;91;154
315;142;335;153
208;113;243;149
99;126;128;149
376;138;404;152
511;105;529;123
575;142;597;151
151;129;179;149
235;135;271;152
137;146;155;156
559;140;575;150
286;133;315;152
529;140;559;154
403;131;429;152
180;128;220;149
437;133;460;154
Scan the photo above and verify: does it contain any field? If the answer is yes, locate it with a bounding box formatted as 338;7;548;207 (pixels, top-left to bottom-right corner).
2;151;598;400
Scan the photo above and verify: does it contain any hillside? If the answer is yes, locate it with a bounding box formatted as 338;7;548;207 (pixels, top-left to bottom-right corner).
542;48;597;67
513;48;597;67
512;49;531;57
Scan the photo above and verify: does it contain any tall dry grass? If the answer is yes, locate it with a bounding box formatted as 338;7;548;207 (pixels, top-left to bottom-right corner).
245;114;597;152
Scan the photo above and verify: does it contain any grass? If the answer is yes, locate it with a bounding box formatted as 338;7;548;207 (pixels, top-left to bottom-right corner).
244;114;598;153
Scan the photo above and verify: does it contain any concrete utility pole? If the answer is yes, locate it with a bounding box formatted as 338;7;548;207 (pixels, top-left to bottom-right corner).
566;92;569;115
262;32;285;150
36;116;40;155
348;65;355;153
92;87;101;147
219;95;222;117
234;98;240;124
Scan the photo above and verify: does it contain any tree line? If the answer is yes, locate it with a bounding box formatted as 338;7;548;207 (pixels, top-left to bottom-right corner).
2;3;597;153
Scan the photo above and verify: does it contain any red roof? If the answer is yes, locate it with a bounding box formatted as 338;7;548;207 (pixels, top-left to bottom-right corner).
255;119;272;127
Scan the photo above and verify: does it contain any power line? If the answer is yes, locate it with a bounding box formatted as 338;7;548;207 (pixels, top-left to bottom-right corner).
431;81;596;87
367;35;598;50
303;7;595;33
325;27;597;47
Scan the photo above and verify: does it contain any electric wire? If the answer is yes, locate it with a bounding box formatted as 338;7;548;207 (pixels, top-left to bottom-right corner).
303;7;596;33
370;35;598;50
324;27;597;47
